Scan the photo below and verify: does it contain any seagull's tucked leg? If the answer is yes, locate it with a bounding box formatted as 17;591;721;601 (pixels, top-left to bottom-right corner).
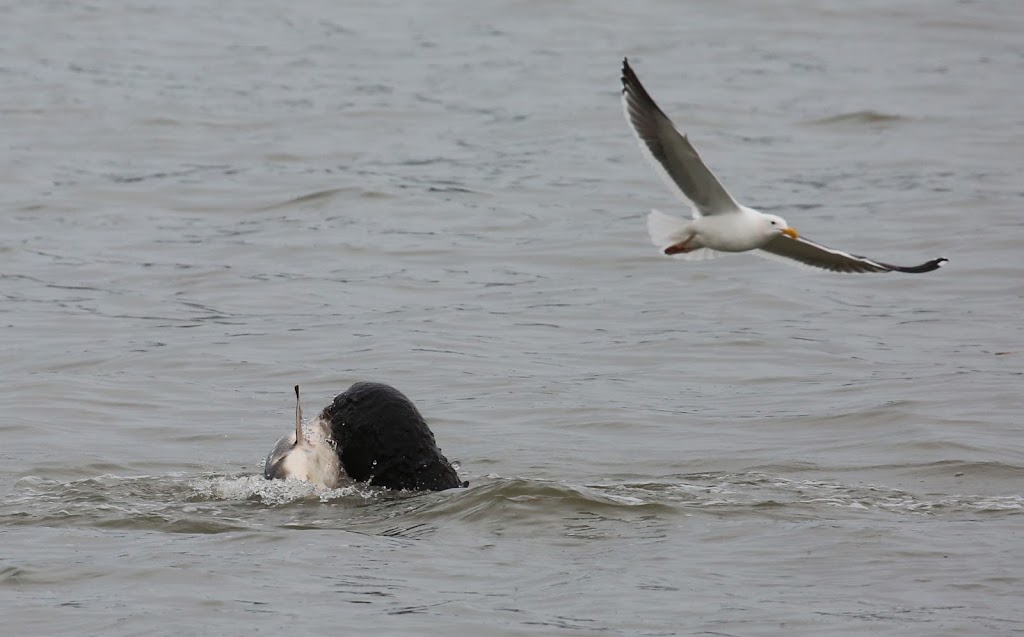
664;235;697;254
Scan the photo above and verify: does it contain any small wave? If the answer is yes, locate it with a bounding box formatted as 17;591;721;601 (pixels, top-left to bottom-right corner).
0;472;391;534
415;478;669;517
702;473;1024;517
805;110;908;127
260;187;355;210
413;473;1024;521
0;473;242;533
3;471;1018;537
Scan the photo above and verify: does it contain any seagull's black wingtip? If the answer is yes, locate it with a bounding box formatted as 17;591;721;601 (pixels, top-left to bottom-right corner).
889;256;948;273
621;57;639;93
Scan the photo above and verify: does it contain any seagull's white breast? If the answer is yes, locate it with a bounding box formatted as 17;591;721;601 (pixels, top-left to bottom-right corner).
694;207;775;252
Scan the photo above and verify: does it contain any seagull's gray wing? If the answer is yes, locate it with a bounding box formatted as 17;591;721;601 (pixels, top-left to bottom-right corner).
759;234;947;273
621;58;740;217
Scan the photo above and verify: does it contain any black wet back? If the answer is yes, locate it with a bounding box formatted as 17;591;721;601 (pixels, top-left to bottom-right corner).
321;382;462;491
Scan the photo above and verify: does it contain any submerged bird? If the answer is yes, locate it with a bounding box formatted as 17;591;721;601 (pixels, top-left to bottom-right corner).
263;385;342;489
620;58;947;273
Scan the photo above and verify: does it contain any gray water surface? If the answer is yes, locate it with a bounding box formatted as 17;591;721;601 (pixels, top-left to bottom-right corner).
2;1;1023;635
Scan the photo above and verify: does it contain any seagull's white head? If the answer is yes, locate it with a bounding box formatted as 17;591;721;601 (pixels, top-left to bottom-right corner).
764;214;799;240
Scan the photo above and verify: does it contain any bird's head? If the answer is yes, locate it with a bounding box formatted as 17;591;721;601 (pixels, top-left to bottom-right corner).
765;214;799;240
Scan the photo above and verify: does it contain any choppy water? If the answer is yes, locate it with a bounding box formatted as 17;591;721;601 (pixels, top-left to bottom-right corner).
2;1;1023;635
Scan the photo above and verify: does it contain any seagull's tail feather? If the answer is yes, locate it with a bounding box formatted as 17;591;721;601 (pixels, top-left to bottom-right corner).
646;210;722;261
647;209;690;247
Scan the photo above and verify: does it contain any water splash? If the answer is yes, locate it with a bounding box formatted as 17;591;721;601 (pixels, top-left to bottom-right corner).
191;474;379;506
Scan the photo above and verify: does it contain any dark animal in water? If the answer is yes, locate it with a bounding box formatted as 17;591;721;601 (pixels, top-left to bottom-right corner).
264;382;464;491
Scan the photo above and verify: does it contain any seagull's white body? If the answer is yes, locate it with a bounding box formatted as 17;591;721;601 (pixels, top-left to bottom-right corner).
621;58;947;274
648;206;788;256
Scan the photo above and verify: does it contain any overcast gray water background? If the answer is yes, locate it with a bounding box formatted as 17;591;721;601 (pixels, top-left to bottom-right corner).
2;1;1023;635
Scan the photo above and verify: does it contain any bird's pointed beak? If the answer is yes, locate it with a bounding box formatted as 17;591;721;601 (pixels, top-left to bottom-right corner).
782;227;799;239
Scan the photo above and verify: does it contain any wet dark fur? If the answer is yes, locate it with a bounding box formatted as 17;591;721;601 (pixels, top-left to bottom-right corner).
321;382;464;491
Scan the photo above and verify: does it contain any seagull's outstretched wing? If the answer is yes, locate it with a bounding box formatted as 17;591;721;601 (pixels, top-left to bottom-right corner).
621;58;740;217
759;234;948;273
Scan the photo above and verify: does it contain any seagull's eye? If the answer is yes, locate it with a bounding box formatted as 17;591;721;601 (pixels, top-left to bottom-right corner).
770;221;777;225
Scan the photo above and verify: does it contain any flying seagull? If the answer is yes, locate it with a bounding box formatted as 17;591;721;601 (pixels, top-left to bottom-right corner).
621;58;946;273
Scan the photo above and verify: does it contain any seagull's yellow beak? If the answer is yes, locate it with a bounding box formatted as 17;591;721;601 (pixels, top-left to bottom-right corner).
782;227;799;239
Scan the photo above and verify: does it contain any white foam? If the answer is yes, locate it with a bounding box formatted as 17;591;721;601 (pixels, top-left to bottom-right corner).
191;474;379;506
